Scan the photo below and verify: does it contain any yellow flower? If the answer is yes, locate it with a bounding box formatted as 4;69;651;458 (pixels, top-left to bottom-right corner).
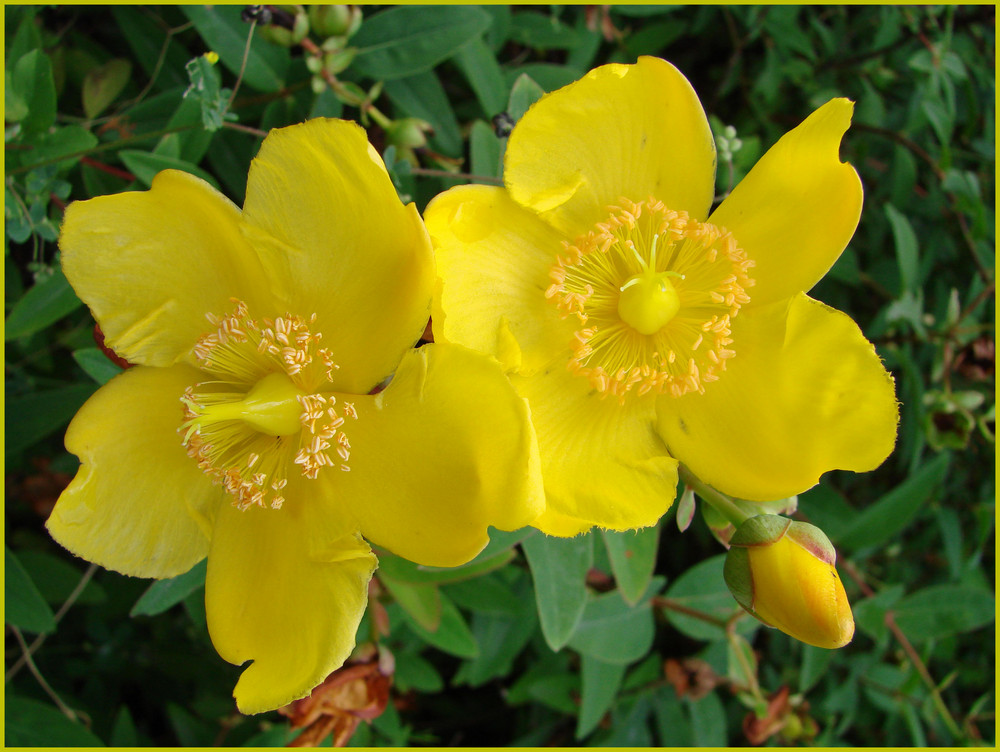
724;516;854;649
425;57;898;536
47;118;543;714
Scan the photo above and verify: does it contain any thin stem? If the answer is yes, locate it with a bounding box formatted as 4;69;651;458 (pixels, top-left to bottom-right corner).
678;464;752;527
852;121;993;285
885;611;965;742
653;596;730;629
222;121;268;139
840;557;965;742
226;19;257;113
6;563;98;682
9;626;78;722
7;124;199;176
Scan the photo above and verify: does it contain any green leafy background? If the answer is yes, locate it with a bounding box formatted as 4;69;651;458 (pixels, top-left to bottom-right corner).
5;5;994;746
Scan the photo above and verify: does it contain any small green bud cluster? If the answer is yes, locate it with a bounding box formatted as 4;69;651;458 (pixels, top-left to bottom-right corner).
717;124;743;163
258;5;310;47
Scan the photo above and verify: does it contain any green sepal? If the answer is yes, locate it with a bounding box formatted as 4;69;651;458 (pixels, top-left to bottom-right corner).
729;514;791;548
785;521;837;566
722;546;754;613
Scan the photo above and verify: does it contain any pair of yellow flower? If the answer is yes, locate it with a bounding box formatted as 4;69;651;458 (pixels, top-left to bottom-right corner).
48;57;897;713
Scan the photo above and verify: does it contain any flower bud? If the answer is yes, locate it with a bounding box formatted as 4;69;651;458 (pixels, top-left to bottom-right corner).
259;6;310;47
386;118;433;150
724;516;854;649
308;5;363;39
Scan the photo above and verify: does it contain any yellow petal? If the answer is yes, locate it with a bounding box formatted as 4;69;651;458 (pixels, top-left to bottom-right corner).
505;56;716;237
425;184;575;374
334;343;544;567
205;503;376;714
512;365;678;534
748;536;854;649
46;364;222;578
60;170;270;367
709;98;863;307
240;119;434;394
657;293;898;501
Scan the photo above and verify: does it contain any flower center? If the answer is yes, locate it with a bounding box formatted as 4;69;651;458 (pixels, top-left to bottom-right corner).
616;235;684;335
545;197;755;402
181;299;358;511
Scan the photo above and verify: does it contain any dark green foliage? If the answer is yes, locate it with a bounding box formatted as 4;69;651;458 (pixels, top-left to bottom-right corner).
5;5;993;746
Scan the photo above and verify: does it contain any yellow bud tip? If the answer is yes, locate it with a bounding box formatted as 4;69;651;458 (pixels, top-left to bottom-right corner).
204;51;219;65
747;536;855;649
618;273;681;335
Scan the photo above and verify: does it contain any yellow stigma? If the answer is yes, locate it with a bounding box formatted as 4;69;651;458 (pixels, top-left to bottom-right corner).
545;197;755;402
181;299;358;511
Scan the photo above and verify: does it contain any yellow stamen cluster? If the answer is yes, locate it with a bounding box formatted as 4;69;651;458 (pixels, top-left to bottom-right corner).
181;299;357;511
545;197;755;402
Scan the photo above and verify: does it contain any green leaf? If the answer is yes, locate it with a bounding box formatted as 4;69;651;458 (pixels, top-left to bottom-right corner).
602;523;661;605
353;6;492;81
393;591;479;659
885;203;920;294
576;654;626;739
892;584;994;642
393;650;444;693
29;125;99;170
72;348;124;386
380;575;441;631
5;70;29;122
853;584;905;642
800;643;835;692
375;546;515;585
455;578;536;687
726;633;758;687
383;71;462;156
508;11;592;50
522;532;593;650
82;58;132;119
470;120;503;180
653;686;693;745
6;8;44;72
5;267;83;341
5;546;56;634
110;706;139;747
504;63;583;94
836;452;950;551
17;550;106;606
687;692;727;747
662;554;757;641
182;6;290;93
130;559;207;617
454;37;508;116
118;149;220;190
444;571;523;616
167;702;214;746
5;697;105;746
506;72;545;122
13;49;57;134
921;97;954;147
111;7;192;90
182;52;231;131
5;383;96;457
566;577;664;665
